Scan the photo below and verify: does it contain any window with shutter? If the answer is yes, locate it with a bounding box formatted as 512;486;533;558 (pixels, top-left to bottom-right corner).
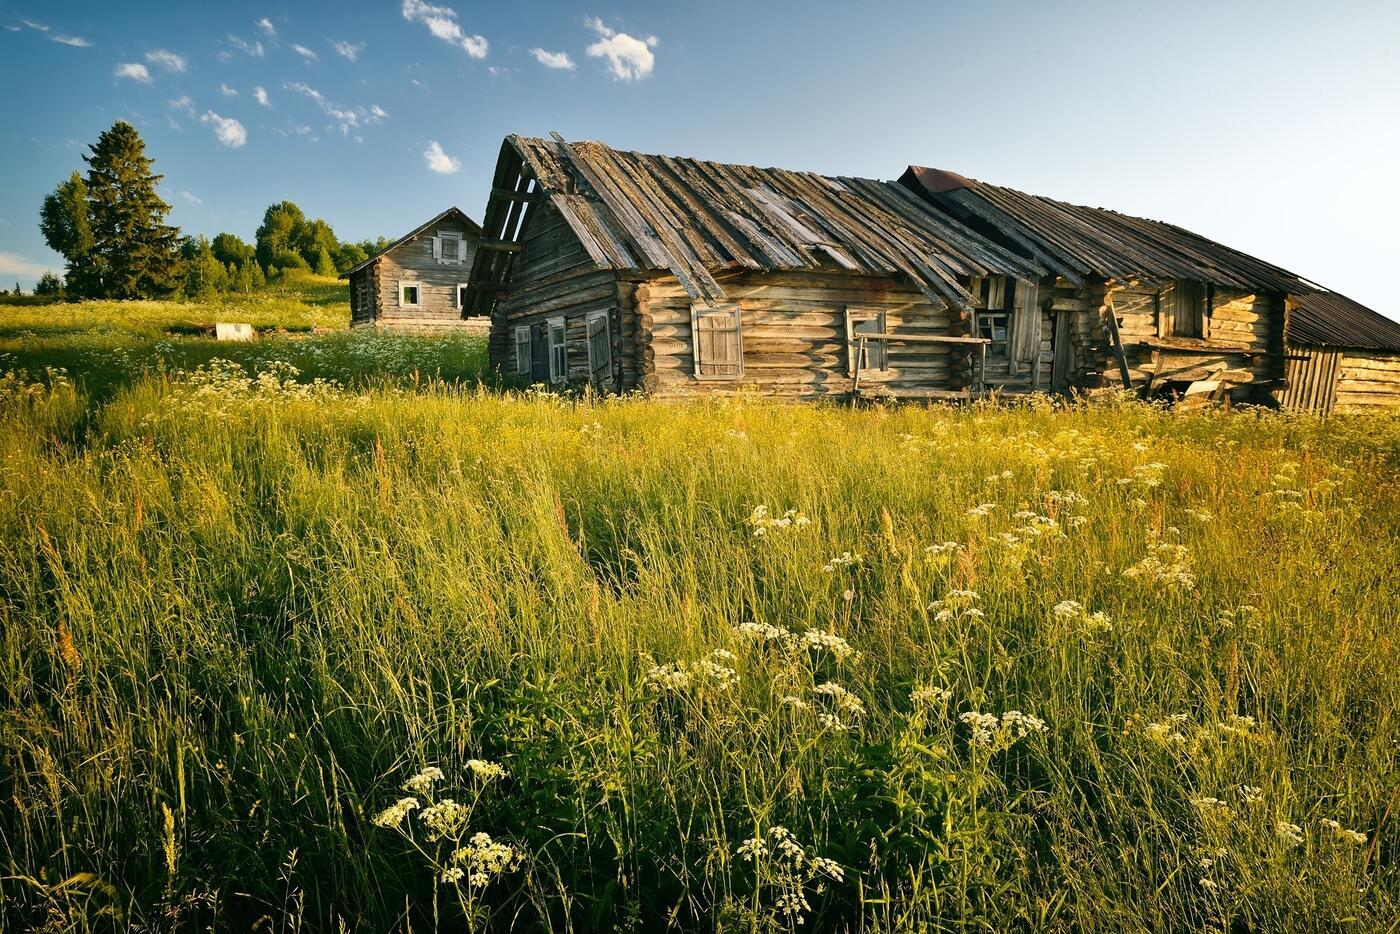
586;311;613;387
514;326;532;376
1007;278;1040;376
548;317;568;383
691;304;743;380
845;308;888;375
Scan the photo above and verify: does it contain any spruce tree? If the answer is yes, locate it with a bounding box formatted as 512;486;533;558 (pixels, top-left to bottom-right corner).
39;171;96;297
83;121;180;298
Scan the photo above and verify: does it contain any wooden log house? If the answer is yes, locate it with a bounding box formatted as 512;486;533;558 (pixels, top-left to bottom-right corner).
898;166;1399;409
464;135;1047;400
1278;290;1400;414
343;206;486;330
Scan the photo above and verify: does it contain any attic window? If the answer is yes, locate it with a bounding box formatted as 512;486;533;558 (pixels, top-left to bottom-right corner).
434;231;465;265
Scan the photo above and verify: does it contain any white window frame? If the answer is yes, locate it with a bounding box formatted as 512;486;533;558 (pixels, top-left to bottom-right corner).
399;280;422;308
586;309;613;386
845;307;888;376
547;316;568;384
514;325;532;375
691;303;744;380
433;230;465;266
455;282;470;310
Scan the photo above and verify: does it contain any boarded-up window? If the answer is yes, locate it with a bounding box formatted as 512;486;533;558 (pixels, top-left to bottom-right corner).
587;311;613;387
692;304;743;380
514;326;531;376
1007;278;1041;376
548;317;568;383
1160;280;1208;339
845;308;888;375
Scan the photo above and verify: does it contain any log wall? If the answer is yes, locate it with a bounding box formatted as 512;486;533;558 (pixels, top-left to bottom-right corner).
1335;350;1400;412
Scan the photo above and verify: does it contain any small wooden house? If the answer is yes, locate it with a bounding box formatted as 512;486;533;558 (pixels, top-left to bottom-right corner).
1279;290;1400;414
464;135;1044;399
343;207;486;330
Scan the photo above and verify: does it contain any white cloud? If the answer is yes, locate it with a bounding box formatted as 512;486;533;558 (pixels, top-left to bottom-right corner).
114;62;152;83
291;43;318;60
401;0;488;58
331;39;363;62
285;81;387;135
220;83;239;97
200;111;247;148
52;33;91;47
585;17;656;80
168;95;195;115
145;49;185;73
0;251;53;278
256;17;277;38
228;35;264;57
529;48;575;70
253;86;271;107
424;140;460;174
179;190;203;205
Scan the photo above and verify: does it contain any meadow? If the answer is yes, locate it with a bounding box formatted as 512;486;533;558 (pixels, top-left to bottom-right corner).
1;293;1398;931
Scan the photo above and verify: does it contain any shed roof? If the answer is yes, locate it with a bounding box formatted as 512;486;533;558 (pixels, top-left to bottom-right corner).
1289;289;1400;352
340;205;481;279
465;135;1044;315
899;166;1307;294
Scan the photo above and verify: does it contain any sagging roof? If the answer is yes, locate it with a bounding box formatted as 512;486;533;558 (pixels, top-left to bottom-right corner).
340;205;482;279
1289;289;1400;352
899;166;1307;294
464;134;1044;316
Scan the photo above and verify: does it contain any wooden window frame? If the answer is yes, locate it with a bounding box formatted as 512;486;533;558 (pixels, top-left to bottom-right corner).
547;316;568;384
434;230;465;266
586;310;613;386
399;280;422;308
514;325;531;376
977;311;1011;358
455;282;469;310
845;307;888;376
691;303;744;381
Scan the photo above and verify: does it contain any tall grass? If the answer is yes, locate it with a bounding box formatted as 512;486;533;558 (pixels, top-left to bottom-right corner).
1;366;1397;931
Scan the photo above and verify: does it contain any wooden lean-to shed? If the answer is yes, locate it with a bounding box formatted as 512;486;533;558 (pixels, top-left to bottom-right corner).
898;166;1315;404
1279;290;1400;414
343;206;486;330
463;135;1043;399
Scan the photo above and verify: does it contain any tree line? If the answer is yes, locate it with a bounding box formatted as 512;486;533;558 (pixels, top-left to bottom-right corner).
36;121;389;301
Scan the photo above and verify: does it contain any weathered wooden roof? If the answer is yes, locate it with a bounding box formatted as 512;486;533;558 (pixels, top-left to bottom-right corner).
340;205;482;279
1289;289;1400;352
464;135;1044;315
899;166;1308;294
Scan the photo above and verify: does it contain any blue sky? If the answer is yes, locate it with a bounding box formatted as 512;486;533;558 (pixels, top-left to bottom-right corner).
1;0;1397;318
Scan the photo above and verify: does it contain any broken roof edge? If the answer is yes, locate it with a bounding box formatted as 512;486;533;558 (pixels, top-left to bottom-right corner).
339;205;483;279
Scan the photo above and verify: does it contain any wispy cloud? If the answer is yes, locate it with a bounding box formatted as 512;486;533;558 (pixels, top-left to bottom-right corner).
179;190;203;205
219;84;239;97
424;141;461;174
0;251;54;279
145;49;186;73
115;62;153;84
168;95;195;115
15;18;91;47
585;17;656;80
227;35;264;57
253;86;271;107
291;43;317;61
256;17;277;38
401;0;487;58
201;111;247;148
529;48;575;70
330;39;363;62
285;81;387;135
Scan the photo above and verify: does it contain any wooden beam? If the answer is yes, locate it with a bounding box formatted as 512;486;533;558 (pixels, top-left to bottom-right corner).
477;240;523;254
492;186;545;204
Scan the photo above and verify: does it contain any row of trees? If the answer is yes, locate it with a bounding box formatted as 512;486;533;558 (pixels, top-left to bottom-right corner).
38;121;388;301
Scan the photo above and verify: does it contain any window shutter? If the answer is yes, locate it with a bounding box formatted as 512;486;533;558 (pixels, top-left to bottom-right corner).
587;313;612;385
457;237;468;263
515;326;531;375
692;305;743;379
1008;278;1040;376
985;276;1006;311
431;237;442;261
1172;281;1204;338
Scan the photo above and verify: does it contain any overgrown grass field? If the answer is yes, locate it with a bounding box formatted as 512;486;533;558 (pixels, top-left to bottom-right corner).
1;323;1398;929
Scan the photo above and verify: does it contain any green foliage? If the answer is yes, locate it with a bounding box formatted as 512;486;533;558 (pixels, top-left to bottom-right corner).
255;200;306;272
38;171;94;296
211;232;255;269
178;235;228;299
313;245;337;277
333;241;368;274
80;121;181;298
34;273;63;297
0;359;1396;930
